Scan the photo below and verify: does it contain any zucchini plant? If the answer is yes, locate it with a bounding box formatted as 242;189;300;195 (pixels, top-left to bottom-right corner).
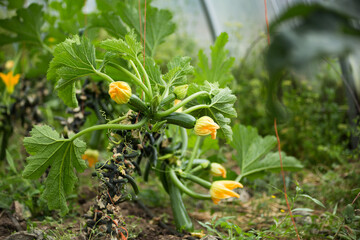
22;30;241;233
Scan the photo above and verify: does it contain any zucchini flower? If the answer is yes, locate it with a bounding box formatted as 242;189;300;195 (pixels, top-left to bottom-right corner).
0;71;20;94
210;163;226;178
82;149;99;168
210;180;243;204
109;81;132;104
194;116;220;139
174;99;183;112
173;84;188;99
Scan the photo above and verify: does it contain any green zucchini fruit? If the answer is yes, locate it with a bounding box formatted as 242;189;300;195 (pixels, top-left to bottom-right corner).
168;177;194;232
159;93;176;106
160;112;196;129
127;94;149;113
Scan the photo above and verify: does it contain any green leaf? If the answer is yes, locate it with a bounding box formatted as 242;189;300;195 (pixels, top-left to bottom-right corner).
23;125;87;215
145;57;164;87
99;30;143;62
117;0;176;56
47;35;97;107
189;82;237;142
163;56;194;87
88;12;127;39
0;3;44;46
194;32;235;87
299;194;326;208
231;124;303;180
6;150;17;174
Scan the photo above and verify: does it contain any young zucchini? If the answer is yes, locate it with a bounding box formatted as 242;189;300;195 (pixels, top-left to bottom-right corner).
127;94;149;113
160;112;196;129
159;93;176;107
168;178;194;232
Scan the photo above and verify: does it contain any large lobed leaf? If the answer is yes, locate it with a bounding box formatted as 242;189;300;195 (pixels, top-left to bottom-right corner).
0;3;44;46
194;32;235;88
92;0;175;56
47;35;97;108
231;124;303;180
23;125;87;215
188;82;237;142
100;30;143;62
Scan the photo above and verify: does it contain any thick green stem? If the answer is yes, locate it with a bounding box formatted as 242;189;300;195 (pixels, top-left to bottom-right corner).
180;172;212;189
168;167;211;200
107;62;151;98
189;160;210;174
69;117;148;141
185;136;201;172
135;58;153;99
155;91;209;118
180;127;188;159
129;60;142;81
235;174;243;182
183;104;209;114
95;70;114;83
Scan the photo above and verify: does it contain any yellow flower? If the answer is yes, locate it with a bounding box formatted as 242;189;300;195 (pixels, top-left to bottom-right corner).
0;71;20;94
82;149;99;168
194;116;220;139
109;81;132;104
210;180;243;204
174;99;183;112
5;60;14;70
210;163;226;178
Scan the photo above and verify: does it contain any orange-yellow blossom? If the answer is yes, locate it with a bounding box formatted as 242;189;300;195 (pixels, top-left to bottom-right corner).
0;71;20;94
174;99;182;112
210;180;243;204
82;149;99;168
108;81;132;104
194;116;220;139
210;163;227;178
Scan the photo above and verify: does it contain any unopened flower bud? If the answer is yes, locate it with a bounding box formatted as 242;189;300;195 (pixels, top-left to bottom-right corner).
82;149;99;168
109;81;132;104
5;60;14;70
173;84;188;100
210;163;226;178
194;116;220;139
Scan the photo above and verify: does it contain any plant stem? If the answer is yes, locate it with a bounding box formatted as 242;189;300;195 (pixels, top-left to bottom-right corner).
107;62;151;98
185;136;201;172
168;167;211;200
129;60;142;81
235;174;243;182
107;115;127;124
180;172;212;189
135;58;153;99
69;117;148;141
155;91;209;118
95;70;114;83
183;104;209;114
180;127;188;159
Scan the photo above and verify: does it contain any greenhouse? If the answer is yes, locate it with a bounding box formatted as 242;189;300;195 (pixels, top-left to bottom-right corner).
0;0;359;239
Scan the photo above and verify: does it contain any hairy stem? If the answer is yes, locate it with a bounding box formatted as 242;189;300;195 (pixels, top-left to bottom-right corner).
168;167;211;200
155;91;209;118
69;117;148;141
185;136;201;172
135;58;153;99
183;104;209;114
